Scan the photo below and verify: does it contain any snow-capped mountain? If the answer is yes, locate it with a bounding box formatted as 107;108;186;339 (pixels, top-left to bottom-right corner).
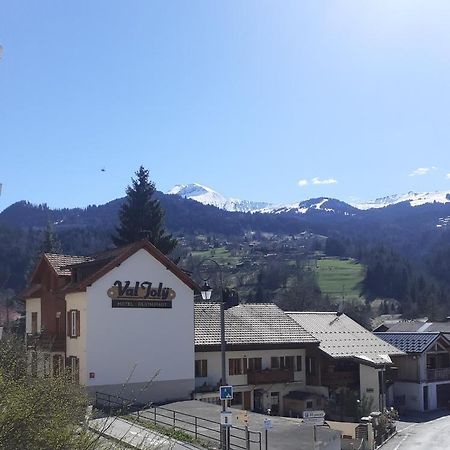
267;198;358;215
353;191;450;210
169;184;450;215
167;183;271;212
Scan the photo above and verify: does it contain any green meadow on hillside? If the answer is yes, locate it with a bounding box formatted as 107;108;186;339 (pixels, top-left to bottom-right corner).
314;257;365;300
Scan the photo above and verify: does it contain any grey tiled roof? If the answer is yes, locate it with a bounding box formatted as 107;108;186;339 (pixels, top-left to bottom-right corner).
378;320;450;334
375;332;440;354
44;253;94;276
375;320;426;332
195;303;318;347
287;312;404;365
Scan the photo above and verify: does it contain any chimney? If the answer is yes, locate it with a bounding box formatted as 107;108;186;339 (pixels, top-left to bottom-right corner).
223;288;239;309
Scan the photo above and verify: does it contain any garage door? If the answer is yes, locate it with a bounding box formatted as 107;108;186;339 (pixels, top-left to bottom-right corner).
436;383;450;408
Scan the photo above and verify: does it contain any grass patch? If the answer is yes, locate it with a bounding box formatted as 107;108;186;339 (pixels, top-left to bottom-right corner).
313;257;365;300
122;414;215;449
191;247;242;266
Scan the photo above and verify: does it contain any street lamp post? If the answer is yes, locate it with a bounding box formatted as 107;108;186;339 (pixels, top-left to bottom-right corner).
199;259;228;450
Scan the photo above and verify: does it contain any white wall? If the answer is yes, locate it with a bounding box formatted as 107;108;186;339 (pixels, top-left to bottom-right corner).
195;348;306;388
25;298;41;333
66;292;87;385
394;381;423;411
418;354;427;381
85;248;195;389
359;365;380;411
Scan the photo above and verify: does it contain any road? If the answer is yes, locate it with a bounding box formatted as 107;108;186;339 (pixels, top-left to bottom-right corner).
151;400;341;450
383;412;450;450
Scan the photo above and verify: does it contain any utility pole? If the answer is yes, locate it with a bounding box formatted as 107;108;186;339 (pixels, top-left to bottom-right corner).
200;259;229;450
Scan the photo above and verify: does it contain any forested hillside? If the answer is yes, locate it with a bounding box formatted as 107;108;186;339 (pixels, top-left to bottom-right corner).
1;192;450;326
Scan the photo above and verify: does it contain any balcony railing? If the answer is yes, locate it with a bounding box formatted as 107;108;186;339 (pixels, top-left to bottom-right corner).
26;333;65;352
427;367;450;382
247;368;294;385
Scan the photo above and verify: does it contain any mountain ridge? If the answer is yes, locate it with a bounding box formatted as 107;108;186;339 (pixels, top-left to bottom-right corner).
168;183;450;214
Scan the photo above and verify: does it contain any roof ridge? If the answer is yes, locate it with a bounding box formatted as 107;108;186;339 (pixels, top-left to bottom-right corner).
287;311;341;315
44;252;91;258
376;331;440;335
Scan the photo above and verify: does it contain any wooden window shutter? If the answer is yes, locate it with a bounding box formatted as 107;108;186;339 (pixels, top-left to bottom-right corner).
75;357;80;383
76;310;80;337
67;311;72;337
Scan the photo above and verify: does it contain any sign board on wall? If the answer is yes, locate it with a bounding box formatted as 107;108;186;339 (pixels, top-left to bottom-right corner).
303;410;325;426
303;410;325;425
107;281;176;308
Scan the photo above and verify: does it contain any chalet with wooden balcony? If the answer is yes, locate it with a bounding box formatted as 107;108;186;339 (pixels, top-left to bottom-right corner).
194;303;324;416
375;332;450;412
287;312;404;420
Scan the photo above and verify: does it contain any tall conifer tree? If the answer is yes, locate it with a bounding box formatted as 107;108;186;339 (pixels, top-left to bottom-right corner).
112;166;177;254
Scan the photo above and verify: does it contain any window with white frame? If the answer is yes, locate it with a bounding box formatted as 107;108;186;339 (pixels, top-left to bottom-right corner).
71;310;77;337
69;356;80;383
67;310;80;338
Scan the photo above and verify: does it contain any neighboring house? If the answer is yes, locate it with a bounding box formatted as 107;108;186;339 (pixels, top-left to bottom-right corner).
23;240;198;404
287;312;404;419
374;318;450;340
194;302;324;416
375;332;450;412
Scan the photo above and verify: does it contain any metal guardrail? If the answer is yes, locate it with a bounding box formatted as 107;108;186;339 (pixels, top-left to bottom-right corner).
94;392;262;450
95;391;147;415
134;406;262;450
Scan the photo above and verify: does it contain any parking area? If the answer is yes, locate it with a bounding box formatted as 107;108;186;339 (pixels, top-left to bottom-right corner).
148;400;341;450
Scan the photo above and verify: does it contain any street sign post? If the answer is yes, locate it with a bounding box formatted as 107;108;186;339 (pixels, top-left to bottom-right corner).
220;385;234;401
302;410;325;426
220;411;232;427
263;418;272;430
263;418;272;450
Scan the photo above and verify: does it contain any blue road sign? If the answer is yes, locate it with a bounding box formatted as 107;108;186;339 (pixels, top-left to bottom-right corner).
219;385;233;400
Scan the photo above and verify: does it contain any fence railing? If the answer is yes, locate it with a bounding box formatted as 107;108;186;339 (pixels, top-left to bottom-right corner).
94;391;147;415
94;392;262;450
135;405;262;450
26;332;65;352
427;367;450;382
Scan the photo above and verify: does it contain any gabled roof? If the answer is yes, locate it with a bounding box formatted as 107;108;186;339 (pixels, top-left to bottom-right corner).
374;332;447;354
374;319;450;335
287;312;404;366
45;253;94;276
195;303;319;348
65;240;199;292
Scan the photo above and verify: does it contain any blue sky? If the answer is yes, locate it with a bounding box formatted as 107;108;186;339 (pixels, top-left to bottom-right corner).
1;1;450;210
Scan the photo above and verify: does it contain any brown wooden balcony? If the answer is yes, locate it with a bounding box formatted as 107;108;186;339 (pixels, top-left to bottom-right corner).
247;368;294;385
26;333;65;352
427;367;450;382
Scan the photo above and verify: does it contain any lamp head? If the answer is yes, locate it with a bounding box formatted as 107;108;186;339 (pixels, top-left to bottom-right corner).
200;281;212;300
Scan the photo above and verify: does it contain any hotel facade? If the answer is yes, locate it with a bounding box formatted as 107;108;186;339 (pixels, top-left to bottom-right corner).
24;240;197;404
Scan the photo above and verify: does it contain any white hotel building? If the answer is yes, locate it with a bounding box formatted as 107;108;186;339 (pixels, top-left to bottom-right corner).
24;240;198;403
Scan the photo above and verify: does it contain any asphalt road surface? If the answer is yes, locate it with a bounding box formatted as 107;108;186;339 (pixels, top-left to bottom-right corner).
383;412;450;450
153;400;341;450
